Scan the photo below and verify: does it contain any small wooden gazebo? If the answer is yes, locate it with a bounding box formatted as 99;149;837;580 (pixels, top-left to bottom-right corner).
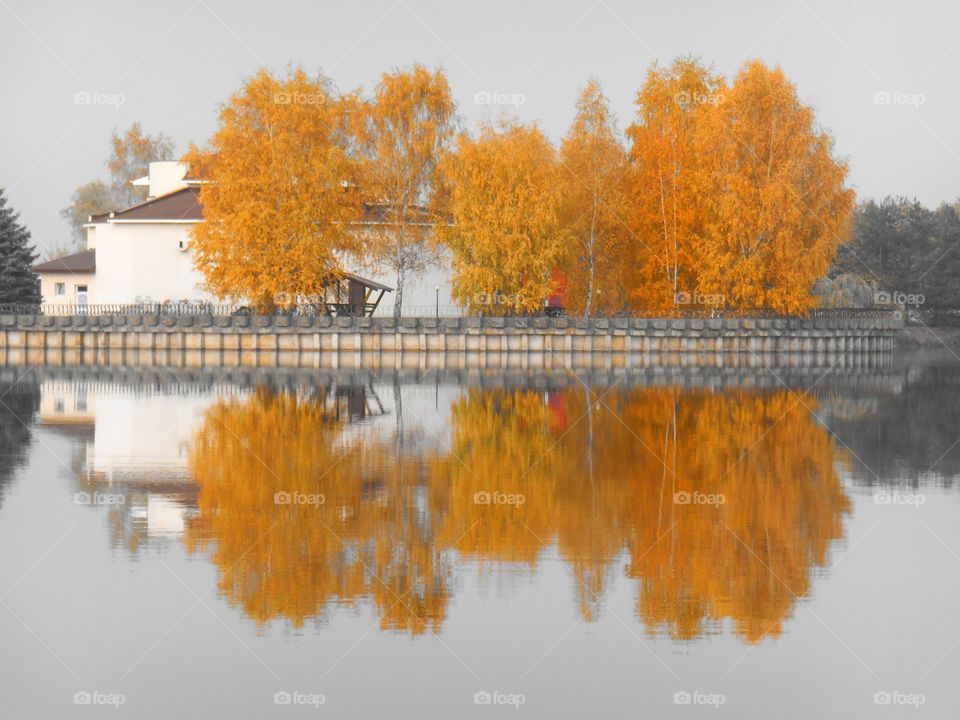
321;272;393;317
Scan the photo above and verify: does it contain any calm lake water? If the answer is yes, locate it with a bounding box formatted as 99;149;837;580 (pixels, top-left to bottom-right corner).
1;354;959;718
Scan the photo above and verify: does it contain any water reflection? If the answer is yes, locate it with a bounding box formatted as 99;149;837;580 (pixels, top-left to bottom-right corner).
35;363;960;646
181;381;850;643
826;362;960;486
0;369;40;508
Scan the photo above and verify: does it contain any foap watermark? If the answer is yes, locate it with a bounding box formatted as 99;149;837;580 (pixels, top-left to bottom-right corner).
674;90;724;107
474;291;520;307
74;690;126;708
873;690;925;708
674;491;725;507
674;290;725;308
873;90;925;108
473;90;526;108
273;91;326;106
474;490;525;507
473;690;526;708
273;690;325;708
73;91;125;108
674;690;725;708
74;491;124;506
873;491;925;509
874;290;925;307
274;491;326;507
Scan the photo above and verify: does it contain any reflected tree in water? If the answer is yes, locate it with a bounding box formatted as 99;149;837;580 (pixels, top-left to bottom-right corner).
186;385;451;634
826;364;960;485
0;372;40;507
186;382;851;643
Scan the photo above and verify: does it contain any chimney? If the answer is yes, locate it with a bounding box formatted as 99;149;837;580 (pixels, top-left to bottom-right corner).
136;161;188;199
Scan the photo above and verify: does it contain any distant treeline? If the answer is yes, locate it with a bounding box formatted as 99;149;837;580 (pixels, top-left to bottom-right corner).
823;197;960;309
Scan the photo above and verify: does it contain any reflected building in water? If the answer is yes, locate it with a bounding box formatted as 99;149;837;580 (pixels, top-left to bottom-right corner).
38;379;207;549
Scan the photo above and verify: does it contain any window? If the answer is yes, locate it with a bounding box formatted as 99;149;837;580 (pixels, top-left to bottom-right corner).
55;282;65;296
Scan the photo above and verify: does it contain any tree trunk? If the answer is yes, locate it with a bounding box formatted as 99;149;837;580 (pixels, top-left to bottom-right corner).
584;211;598;319
584;246;595;318
393;271;404;319
393;224;405;319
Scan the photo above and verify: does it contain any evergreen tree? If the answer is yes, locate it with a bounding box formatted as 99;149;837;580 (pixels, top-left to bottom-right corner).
0;188;41;305
830;197;960;308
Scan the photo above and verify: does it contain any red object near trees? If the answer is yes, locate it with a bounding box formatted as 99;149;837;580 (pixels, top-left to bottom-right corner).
546;269;567;312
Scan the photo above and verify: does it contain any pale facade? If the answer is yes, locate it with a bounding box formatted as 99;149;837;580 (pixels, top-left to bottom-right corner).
38;271;96;308
36;160;458;311
94;220;213;305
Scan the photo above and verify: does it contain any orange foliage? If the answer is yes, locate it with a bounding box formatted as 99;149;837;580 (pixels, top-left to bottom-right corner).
626;58;854;314
352;65;457;317
558;80;630;316
627;58;724;311
185;68;362;307
692;61;855;312
439;121;569;315
185;383;849;643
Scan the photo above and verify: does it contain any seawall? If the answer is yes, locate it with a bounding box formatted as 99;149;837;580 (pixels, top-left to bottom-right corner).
0;313;900;369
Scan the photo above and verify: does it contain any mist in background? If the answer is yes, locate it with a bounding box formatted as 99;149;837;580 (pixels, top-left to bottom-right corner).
1;0;958;254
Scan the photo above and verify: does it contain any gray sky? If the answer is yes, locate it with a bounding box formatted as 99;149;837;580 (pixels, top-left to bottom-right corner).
2;0;958;254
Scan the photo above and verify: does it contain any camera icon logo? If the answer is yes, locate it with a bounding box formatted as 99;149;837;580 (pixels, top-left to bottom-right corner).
473;491;491;505
474;691;492;705
274;691;292;705
674;690;692;705
74;492;91;505
673;491;691;505
274;491;292;505
74;691;92;705
874;691;891;705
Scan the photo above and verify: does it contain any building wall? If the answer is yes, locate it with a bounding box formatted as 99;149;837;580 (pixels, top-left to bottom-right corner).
89;390;214;476
353;237;457;314
79;219;460;310
39;379;97;423
39;273;96;306
93;222;217;305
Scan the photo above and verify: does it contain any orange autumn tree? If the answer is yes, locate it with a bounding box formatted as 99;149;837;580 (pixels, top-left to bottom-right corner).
185;68;362;308
627;57;724;311
352;65;457;317
694;61;855;312
559;79;630;316
439;121;568;315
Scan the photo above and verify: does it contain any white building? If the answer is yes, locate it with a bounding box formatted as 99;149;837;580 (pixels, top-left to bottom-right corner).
36;161;457;313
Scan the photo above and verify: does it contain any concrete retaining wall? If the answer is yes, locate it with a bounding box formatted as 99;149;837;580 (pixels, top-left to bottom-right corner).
0;313;899;367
